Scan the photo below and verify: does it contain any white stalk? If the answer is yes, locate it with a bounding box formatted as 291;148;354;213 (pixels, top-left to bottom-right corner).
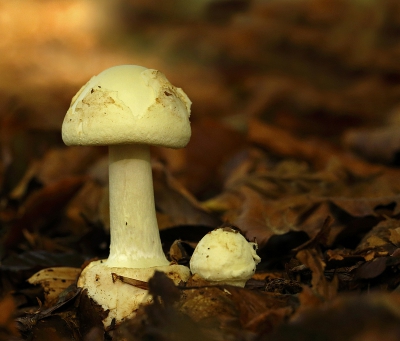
106;144;169;268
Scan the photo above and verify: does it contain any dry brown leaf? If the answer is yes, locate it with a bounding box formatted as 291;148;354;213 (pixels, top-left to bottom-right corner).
272;293;400;341
0;295;18;337
356;219;400;256
222;148;271;189
28;267;81;306
182;117;247;196
180;286;238;323
153;161;220;229
325;249;344;261
180;283;295;336
169;240;191;265
389;228;400;247
10;146;103;202
248;118;386;176
4;176;87;250
232;187;330;248
65;180;106;234
297;249;337;302
355;257;388;280
232;187;273;246
293;216;332;252
343;126;400;164
226;286;295;334
329;195;400;217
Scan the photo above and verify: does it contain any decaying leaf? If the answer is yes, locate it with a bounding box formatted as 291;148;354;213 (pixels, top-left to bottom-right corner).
356;219;400;255
153;161;221;229
0;295;19;338
355;257;388;280
182;284;291;335
343;125;400;164
389;228;400;247
28;267;81;307
16;285;81;337
268;293;400;341
169;240;192;265
3;176;87;251
248;118;386;176
296;249;338;303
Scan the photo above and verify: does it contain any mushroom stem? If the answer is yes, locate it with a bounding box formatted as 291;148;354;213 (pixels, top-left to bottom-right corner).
106;144;169;268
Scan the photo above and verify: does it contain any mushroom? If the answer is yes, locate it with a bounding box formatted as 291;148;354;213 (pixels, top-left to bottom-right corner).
62;65;191;327
190;227;261;287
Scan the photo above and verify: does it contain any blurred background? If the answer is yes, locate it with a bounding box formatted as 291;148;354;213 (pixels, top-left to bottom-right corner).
1;0;400;200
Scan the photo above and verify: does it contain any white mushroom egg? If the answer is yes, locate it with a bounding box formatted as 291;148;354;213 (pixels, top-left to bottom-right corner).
190;228;261;287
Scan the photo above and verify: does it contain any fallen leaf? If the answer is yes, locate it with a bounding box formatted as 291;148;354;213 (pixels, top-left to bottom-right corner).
343;126;400;164
3;176;87;250
169;240;192;265
179;286;239;324
389;227;400;247
16;285;81;336
356;219;400;255
1;250;85;289
226;286;296;334
28;315;78;341
181;117;247;196
153;161;221;229
0;295;19;337
296;249;337;302
293;216;332;252
28;267;81;307
268;293;400;341
248;118;390;176
355;257;388;280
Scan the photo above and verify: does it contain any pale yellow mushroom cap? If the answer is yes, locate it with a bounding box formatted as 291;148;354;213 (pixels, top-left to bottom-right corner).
62;65;191;148
190;228;261;287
